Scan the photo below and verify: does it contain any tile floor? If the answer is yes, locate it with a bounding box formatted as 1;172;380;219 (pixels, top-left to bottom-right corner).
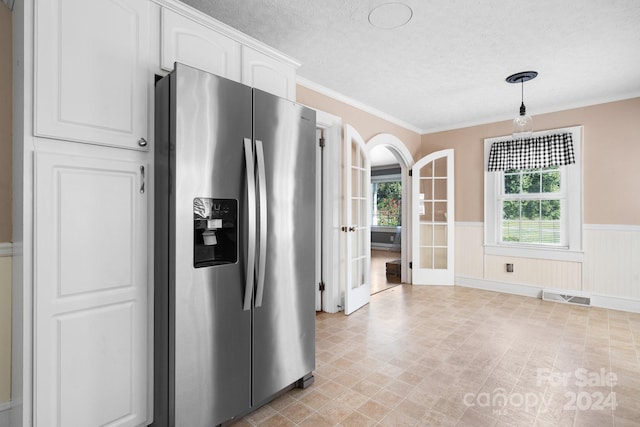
232;285;640;426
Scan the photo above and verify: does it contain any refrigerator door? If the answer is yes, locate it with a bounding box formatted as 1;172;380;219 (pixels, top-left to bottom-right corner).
170;63;253;426
252;89;317;405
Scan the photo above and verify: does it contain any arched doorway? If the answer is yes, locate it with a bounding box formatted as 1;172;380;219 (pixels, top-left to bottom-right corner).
367;134;414;289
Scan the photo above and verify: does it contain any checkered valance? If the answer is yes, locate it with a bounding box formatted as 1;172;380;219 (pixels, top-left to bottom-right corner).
487;133;575;171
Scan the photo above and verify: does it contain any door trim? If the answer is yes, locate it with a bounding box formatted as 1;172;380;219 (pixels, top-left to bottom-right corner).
315;109;342;313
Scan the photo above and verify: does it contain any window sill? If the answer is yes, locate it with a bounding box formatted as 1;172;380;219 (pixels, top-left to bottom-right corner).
484;244;583;263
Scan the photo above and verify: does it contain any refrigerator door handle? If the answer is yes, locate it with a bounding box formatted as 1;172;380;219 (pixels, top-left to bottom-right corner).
243;138;256;311
254;139;268;308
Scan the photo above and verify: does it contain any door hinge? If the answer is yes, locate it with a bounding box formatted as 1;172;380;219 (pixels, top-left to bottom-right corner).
319;281;325;291
409;170;413;177
319;137;325;148
409;262;413;269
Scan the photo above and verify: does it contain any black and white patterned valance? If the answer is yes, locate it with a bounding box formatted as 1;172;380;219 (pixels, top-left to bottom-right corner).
487;133;575;171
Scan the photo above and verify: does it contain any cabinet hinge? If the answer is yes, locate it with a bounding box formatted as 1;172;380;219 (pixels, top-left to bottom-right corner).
409;262;413;269
319;281;325;291
409;170;413;177
319;137;325;148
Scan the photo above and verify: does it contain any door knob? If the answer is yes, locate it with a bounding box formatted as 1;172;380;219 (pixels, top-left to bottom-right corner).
138;137;148;147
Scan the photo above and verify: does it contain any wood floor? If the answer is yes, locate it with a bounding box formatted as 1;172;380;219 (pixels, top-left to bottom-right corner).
233;285;640;426
370;249;401;295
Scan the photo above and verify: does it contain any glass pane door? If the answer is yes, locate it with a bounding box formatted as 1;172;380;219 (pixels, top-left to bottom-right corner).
344;126;371;314
412;150;454;285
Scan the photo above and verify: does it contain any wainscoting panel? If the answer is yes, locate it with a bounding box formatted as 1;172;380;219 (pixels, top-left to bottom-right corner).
583;225;640;299
485;255;582;290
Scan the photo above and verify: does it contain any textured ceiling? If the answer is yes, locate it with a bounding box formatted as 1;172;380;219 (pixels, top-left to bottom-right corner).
180;0;640;134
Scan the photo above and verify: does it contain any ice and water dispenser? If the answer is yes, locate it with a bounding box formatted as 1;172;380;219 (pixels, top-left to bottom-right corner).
193;198;237;268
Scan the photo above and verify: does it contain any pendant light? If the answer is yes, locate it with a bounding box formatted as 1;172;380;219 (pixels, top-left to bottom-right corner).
506;71;538;139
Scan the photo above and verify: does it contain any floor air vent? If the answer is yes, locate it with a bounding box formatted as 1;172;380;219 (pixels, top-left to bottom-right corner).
542;290;591;307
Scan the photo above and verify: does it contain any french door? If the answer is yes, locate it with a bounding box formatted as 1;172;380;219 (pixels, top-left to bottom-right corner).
343;125;371;314
412;149;455;285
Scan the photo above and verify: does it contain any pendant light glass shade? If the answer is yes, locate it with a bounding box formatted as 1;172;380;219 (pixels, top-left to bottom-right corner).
512;102;533;139
506;71;538;140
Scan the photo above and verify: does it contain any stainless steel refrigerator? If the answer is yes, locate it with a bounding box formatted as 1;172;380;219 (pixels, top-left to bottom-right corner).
153;63;316;427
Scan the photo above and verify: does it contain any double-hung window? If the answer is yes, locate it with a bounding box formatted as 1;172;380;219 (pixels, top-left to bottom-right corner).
484;126;583;261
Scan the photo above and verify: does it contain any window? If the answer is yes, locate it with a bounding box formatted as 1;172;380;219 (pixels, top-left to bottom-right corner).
484;126;582;261
501;166;563;245
371;172;401;226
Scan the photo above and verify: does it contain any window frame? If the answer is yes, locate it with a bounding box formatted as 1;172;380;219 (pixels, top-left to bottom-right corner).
484;126;583;262
371;173;402;227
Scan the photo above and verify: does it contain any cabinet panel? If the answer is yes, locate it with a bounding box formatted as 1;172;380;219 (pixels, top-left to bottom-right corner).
242;46;296;100
34;151;147;427
161;7;241;80
58;303;133;427
35;0;150;150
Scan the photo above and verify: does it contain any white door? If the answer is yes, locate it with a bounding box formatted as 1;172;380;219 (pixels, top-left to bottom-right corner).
34;151;148;426
412;149;455;285
343;125;371;314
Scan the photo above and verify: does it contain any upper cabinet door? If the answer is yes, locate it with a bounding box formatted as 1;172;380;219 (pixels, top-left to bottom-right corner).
242;46;296;100
34;0;151;150
160;8;241;81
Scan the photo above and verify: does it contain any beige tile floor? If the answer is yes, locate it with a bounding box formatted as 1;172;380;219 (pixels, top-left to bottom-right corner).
232;285;640;426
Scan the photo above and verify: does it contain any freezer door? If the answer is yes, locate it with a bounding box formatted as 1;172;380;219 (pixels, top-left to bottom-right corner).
252;89;317;405
171;64;253;426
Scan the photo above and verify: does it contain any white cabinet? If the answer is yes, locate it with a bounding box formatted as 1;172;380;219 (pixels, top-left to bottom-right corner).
160;7;241;81
34;0;151;150
33;149;148;426
242;46;297;100
159;3;298;100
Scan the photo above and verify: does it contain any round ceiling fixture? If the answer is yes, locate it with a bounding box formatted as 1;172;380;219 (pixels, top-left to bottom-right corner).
368;3;413;29
506;71;538;84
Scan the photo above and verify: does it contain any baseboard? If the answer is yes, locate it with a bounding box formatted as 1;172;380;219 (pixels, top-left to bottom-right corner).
455;276;640;313
0;401;11;412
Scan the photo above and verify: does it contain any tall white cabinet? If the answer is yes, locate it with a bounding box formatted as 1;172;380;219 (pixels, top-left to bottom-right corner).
13;0;300;426
34;150;148;426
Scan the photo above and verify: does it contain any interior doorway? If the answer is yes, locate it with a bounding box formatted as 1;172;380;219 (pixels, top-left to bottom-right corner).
366;136;414;294
369;145;402;294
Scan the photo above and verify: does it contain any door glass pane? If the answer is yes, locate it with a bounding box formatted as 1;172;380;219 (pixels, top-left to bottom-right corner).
351;259;361;290
351;168;366;195
434;178;446;200
420;201;433;222
421;162;433;178
434;202;447;222
434;157;447;177
420;247;434;269
357;228;365;258
434;224;447;246
420;178;433;200
351;199;359;224
434;248;447;269
420;224;433;246
351;143;361;168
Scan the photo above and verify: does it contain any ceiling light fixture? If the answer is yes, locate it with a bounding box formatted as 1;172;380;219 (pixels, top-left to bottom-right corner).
368;3;413;29
506;71;538;139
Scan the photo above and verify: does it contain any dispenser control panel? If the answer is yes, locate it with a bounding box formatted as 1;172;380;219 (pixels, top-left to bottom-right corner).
193;198;237;268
